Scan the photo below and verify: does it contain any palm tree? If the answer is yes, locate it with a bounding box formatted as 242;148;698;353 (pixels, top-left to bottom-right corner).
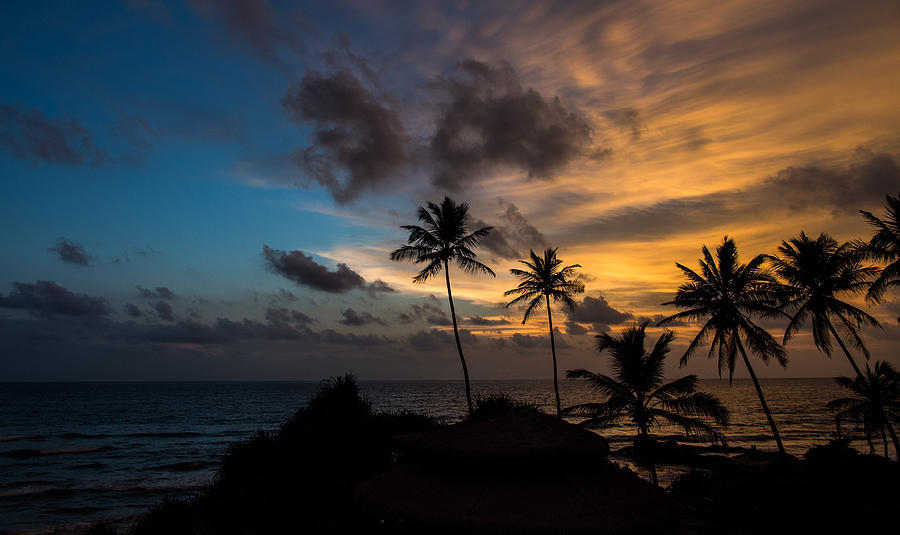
505;248;584;417
564;322;729;485
659;236;788;454
768;232;880;378
828;361;900;459
390;197;494;415
857;193;900;306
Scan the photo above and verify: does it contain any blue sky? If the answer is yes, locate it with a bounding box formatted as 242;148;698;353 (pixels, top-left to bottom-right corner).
2;0;899;381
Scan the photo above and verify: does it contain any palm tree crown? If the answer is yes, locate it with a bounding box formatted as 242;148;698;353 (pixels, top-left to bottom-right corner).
505;248;584;417
565;322;729;484
505;248;584;322
390;197;494;415
768;231;880;377
660;237;787;377
659;236;787;453
390;197;495;283
857;193;900;305
828;361;900;459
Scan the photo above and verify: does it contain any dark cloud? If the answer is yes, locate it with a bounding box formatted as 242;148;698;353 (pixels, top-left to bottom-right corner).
315;328;390;346
115;246;163;264
189;0;307;65
283;70;406;204
366;280;396;296
564;321;588;335
635;314;689;328
152;301;175;322
0;103;108;165
49;238;92;266
407;328;477;352
131;316;386;346
264;306;314;326
511;333;543;349
430;60;595;190
136;286;177;300
0;281;110;319
339;308;387;326
262;245;367;293
603;108;644;141
566;295;632;331
574;149;900;243
463;315;510;326
124;303;143;318
395;296;450;326
475;199;548;260
273;289;298;302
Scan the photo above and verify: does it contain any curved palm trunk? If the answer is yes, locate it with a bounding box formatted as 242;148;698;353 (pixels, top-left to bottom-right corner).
881;427;889;458
825;319;864;379
735;336;786;454
546;295;561;418
444;260;473;415
885;419;900;461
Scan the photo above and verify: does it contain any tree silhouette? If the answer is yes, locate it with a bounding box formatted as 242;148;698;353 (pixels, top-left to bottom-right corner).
505;248;584;417
659;237;788;454
564;322;729;485
390;197;494;415
828;361;900;459
857;193;900;307
768;232;880;378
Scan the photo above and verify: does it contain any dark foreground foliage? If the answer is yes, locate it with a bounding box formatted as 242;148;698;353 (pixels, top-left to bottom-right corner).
126;374;437;534
471;392;540;417
669;438;900;533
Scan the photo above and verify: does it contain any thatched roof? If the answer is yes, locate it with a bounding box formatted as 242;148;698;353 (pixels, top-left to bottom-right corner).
354;409;679;533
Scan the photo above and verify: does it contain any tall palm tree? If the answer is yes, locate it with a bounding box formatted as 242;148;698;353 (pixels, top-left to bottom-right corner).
564;322;729;485
659;237;789;454
857;193;900;306
828;361;900;459
390;197;494;415
505;248;584;417
768;232;880;378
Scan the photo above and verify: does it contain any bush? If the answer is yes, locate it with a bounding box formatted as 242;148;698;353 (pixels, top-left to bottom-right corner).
472;392;540;417
129;374;437;534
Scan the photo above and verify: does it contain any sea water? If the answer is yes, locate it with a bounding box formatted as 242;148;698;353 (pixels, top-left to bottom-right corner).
0;379;851;532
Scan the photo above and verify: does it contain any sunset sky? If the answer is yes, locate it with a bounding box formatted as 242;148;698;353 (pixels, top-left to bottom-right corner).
2;0;899;381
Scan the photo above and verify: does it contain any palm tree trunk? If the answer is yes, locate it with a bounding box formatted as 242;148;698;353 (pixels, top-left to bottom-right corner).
546;295;561;418
881;427;889;458
735;336;786;454
638;428;658;486
825;319;864;378
444;260;473;415
885;419;900;461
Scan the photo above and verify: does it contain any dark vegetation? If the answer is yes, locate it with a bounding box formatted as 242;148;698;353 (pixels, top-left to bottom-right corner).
125;375;437;534
669;438;900;533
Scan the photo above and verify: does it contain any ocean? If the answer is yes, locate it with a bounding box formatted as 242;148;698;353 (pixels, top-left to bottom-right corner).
0;378;852;533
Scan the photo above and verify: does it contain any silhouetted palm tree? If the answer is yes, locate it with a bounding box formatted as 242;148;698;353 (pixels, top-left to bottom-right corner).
564;322;729;485
659;237;788;454
505;248;584;417
768;232;880;378
391;197;494;415
857;193;900;306
828;361;900;459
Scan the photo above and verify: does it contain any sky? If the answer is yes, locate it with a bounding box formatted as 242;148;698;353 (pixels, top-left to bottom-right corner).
1;0;899;381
